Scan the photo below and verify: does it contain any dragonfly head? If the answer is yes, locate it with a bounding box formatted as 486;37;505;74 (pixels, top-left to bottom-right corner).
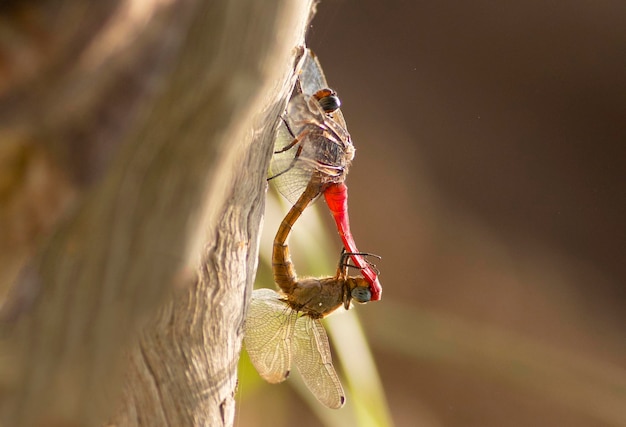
351;286;372;303
345;277;372;308
314;88;341;113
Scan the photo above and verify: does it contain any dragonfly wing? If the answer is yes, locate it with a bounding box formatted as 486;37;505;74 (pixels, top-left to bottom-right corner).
298;49;349;131
286;93;326;131
270;95;349;204
269;117;316;204
244;289;298;383
328;108;348;131
292;316;345;409
289;95;353;168
299;49;329;96
270;51;354;206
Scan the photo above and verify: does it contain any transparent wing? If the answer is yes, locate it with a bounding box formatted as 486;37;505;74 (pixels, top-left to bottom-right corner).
268;117;317;204
243;288;298;383
298;49;349;130
269;94;353;205
292;316;346;409
299;49;330;97
287;95;351;151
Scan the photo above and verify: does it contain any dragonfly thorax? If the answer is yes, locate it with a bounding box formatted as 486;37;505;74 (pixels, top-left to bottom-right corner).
286;277;344;318
284;275;371;319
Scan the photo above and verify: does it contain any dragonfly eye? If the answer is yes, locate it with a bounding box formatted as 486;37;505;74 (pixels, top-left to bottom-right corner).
351;286;371;303
318;95;341;113
313;88;341;113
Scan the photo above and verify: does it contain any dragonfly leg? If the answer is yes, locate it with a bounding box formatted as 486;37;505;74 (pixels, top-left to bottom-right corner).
339;250;382;275
281;115;296;138
268;122;315;181
274;123;310;154
268;144;304;181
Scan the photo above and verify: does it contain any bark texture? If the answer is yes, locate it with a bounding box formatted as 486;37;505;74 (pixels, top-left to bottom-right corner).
0;0;315;426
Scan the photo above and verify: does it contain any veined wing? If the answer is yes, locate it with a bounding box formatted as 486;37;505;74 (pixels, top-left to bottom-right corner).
268;118;316;204
298;49;328;96
298;50;340;95
297;49;349;131
244;288;298;383
269;94;353;205
287;94;351;150
292;315;345;409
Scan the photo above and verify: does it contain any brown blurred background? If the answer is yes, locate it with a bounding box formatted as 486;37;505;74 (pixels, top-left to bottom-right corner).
242;1;626;426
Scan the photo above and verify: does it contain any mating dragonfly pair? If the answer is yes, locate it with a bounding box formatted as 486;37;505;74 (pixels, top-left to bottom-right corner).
244;49;382;409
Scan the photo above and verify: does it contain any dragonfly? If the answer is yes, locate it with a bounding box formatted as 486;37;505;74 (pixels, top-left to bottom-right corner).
244;178;372;409
268;48;382;301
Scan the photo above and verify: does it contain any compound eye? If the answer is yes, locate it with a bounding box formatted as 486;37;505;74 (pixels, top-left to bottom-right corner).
351;286;371;303
314;88;341;113
318;94;341;113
